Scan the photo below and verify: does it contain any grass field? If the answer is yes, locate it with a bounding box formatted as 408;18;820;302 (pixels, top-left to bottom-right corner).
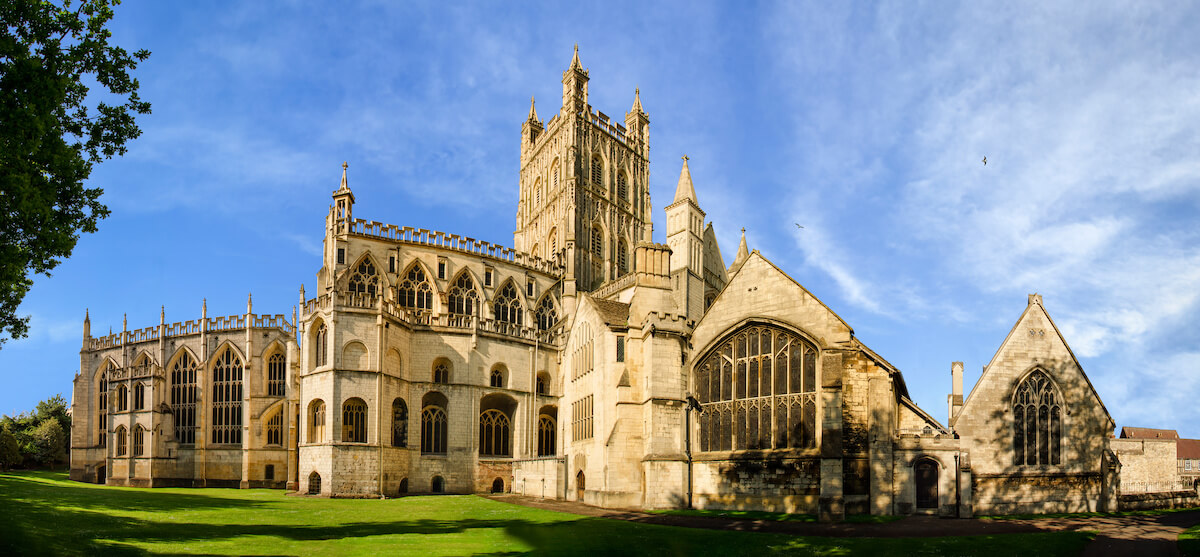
1182;523;1200;557
646;508;904;524
0;471;1095;556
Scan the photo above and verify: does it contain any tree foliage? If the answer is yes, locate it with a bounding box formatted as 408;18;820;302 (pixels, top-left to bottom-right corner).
0;425;19;470
0;393;71;468
0;0;150;345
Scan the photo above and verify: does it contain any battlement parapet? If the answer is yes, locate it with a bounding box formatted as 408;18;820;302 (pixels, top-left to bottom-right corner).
85;312;293;352
347;219;565;276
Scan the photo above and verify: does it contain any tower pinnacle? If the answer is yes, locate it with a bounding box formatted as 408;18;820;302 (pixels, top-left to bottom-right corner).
570;44;582;71
528;96;539;122
631;87;644;114
673;156;699;204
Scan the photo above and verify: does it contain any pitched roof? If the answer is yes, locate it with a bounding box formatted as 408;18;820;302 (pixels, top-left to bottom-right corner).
591;298;630;329
1120;426;1180;439
1178;438;1200;459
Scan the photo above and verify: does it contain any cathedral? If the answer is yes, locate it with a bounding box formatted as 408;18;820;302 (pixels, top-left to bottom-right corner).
70;48;1129;519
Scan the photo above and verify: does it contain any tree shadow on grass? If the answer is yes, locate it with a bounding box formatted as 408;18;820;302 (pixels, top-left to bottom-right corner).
0;472;267;513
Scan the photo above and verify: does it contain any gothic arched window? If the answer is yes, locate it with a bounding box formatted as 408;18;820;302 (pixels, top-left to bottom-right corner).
535;295;558;332
538;414;556;456
490;369;504;388
308;399;326;443
591;156;603;188
348;257;379;298
170;352;197;444
1012;370;1063;466
617;240;629;276
398;264;434;311
117;384;128;412
421;404;448;454
342;398;367;443
133;425;146;457
265;411;282;446
115;426;127;456
618;172;628;201
392;398;408;447
268;352;286;397
493;282;523;325
212;347;244;445
97;366;108;447
314;323;328;367
433;361;450;384
447;273;479;316
694;324;818;452
479;409;511;457
133;382;145;410
590;226;603;256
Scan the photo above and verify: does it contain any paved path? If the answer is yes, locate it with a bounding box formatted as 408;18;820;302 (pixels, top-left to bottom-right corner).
488;495;1200;556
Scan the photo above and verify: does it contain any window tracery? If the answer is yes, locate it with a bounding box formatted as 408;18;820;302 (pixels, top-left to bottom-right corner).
490;369;504;388
694;324;818;452
535;295;558;332
421;405;448;454
133;425;146;457
479;409;511;457
266;411;282;446
133;383;145;410
591;156;602;188
116;426;127;456
433;361;450;384
493;282;523;325
348;257;379;298
268;353;286;397
308;399;326;443
342;398;367;443
314;323;328;367
170;352;197;444
97;366;108;447
1012;370;1062;466
211;347;244;445
537;415;556;456
392;398;408;447
398;265;433;311
447;273;479;315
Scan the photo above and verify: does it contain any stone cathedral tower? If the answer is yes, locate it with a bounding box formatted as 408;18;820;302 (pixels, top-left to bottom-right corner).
515;46;652;302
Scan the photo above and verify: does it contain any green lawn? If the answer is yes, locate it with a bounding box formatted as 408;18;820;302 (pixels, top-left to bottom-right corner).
0;471;1094;556
1182;523;1200;557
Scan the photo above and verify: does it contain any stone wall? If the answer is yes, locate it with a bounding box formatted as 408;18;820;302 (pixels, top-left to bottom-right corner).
1111;438;1179;493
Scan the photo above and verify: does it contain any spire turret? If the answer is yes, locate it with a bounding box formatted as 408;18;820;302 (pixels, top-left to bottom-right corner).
528;96;539;123
734;228;749;266
569;44;583;71
562;44;589;114
673;155;699;205
631;87;644;114
332;161;355;224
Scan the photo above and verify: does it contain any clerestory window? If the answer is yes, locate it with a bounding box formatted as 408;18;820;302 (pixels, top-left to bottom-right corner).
347;257;379;298
398;265;433;311
447;273;479;316
493;282;523;326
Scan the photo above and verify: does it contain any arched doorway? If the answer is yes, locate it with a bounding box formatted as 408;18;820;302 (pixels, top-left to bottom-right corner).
914;459;938;510
431;475;445;493
575;470;585;501
491;477;505;493
308;472;322;495
398;478;408;494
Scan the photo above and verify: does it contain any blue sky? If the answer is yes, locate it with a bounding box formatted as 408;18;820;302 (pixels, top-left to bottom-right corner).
3;1;1199;438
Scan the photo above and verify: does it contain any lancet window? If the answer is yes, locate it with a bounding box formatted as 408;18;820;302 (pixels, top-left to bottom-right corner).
116;426;127;456
447;273;479;316
479;409;511;457
170;352;198;444
493;282;523;325
591;156;603;188
348;257;379;298
537;414;556;456
97;367;108;447
308;399;326;443
265;411;282;446
535;295;558;331
268;352;286;397
398;265;433;311
617;240;628;276
590;226;603;256
392;398;408;447
211;347;244;445
342;398;367;443
314;323;328;367
618;172;627;201
694;324;818;452
133;383;145;410
421;401;448;454
1012;370;1063;466
133;425;146;457
117;385;128;411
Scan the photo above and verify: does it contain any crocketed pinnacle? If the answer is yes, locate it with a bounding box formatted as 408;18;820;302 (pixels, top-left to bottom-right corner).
631;87;644;114
569;44;583;71
338;161;349;191
528;96;539;122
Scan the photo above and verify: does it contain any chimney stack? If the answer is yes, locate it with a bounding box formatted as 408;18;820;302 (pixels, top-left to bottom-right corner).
948;361;964;424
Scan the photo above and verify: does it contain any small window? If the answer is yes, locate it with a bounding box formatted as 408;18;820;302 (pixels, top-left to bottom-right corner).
265;464;275;481
616;336;625;363
485;268;494;287
536;376;548;396
1187;460;1193;471
433;362;450;384
527;279;535;297
437;259;446;279
308;472;322;494
389;256;396;273
490;369;504;388
337;248;345;264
